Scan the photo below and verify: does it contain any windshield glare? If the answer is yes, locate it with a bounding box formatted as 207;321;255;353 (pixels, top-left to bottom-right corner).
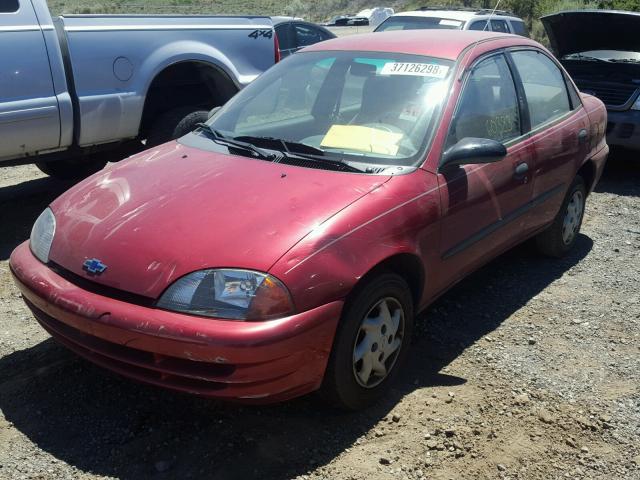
208;51;453;167
375;16;464;31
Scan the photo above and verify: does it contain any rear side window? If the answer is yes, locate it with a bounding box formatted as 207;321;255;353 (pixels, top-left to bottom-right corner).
448;54;520;146
0;0;19;12
490;20;509;33
468;20;488;31
510;20;528;36
510;50;572;128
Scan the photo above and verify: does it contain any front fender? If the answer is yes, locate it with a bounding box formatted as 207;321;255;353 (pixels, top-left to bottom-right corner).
269;170;442;313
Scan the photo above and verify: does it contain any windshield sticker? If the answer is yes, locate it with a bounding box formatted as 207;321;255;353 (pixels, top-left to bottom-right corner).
439;19;463;27
320;125;403;155
380;62;450;78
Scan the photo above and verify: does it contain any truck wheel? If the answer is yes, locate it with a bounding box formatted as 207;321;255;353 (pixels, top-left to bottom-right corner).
536;175;586;258
35;158;107;181
321;273;414;410
146;107;209;147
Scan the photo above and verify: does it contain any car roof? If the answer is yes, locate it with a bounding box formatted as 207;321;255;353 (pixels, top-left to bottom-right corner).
302;30;534;60
271;16;304;24
391;10;522;22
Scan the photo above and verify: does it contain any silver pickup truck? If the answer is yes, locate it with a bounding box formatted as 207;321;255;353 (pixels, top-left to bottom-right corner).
0;0;277;178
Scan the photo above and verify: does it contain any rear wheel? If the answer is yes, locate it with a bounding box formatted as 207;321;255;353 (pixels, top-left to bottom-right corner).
536;175;586;257
146;107;209;147
321;273;414;410
35;157;107;181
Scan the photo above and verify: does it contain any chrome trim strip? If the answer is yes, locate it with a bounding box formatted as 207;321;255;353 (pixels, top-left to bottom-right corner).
0;25;41;32
64;24;273;32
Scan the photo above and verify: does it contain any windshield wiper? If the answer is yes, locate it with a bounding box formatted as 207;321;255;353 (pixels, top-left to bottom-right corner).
195;124;275;161
233;135;326;156
233;135;364;173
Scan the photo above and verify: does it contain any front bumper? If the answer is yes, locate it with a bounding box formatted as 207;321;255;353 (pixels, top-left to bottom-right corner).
10;241;343;403
606;109;640;150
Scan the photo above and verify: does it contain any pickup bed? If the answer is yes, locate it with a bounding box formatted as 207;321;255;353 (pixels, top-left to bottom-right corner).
0;0;277;178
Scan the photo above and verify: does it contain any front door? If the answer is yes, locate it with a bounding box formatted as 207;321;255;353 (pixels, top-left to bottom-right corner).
0;0;60;160
434;52;536;292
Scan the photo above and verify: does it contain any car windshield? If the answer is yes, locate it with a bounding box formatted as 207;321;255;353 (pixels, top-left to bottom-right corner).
375;16;464;32
563;50;640;63
207;51;453;167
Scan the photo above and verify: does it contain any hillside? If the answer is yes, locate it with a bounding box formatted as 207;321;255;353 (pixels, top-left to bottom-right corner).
48;0;640;45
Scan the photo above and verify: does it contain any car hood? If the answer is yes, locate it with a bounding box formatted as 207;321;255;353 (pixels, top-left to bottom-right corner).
541;10;640;58
48;142;389;298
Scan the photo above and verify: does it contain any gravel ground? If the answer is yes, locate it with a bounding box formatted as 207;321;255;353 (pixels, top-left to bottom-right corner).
0;151;639;480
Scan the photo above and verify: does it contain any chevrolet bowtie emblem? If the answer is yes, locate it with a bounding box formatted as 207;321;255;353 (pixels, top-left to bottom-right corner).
83;258;107;275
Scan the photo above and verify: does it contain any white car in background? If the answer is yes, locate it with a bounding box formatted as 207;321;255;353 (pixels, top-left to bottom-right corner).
375;7;528;36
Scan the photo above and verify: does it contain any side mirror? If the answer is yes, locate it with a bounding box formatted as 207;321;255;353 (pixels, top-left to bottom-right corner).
207;106;221;120
439;137;507;170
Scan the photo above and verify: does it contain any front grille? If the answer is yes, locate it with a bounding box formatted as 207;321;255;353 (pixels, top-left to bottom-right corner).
575;81;638;108
26;300;234;393
48;262;155;307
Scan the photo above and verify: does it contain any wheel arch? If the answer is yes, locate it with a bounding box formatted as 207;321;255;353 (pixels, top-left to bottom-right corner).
138;55;239;138
577;158;596;195
346;253;425;313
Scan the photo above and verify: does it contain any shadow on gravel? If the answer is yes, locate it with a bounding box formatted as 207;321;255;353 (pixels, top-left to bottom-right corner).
0;176;73;260
0;233;593;479
595;147;640;198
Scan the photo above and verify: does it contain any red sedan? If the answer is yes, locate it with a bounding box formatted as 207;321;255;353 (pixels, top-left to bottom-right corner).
10;30;608;409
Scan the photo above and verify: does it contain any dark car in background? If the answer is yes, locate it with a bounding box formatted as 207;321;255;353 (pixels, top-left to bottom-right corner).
542;10;640;150
272;17;336;59
324;14;369;26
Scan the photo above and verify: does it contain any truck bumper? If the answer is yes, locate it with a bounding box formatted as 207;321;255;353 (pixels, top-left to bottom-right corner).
606;109;640;150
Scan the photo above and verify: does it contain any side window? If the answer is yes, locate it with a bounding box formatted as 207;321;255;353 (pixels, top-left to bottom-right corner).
468;20;488;31
510;20;528;36
490;20;509;33
0;0;19;12
275;24;294;51
295;24;324;48
510;50;572;128
448;54;520;146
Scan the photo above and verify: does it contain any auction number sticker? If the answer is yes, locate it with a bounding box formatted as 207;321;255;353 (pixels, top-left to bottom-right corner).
381;62;449;78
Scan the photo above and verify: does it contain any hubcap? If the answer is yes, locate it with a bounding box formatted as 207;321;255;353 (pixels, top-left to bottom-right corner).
352;297;405;388
562;190;584;245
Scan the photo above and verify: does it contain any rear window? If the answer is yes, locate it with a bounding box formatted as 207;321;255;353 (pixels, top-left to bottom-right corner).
510;20;528;36
0;0;19;12
375;16;463;32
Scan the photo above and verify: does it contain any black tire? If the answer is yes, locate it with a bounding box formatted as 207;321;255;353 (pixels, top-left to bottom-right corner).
35;157;107;181
321;273;414;410
536;175;586;258
146;107;209;147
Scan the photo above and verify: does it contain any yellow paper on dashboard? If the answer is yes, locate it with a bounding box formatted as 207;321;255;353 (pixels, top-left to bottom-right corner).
320;125;403;155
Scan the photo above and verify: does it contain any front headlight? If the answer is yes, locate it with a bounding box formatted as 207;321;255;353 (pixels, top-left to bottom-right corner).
157;269;294;320
30;207;56;263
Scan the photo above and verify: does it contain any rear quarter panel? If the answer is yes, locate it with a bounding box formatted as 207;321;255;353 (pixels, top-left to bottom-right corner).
61;15;275;146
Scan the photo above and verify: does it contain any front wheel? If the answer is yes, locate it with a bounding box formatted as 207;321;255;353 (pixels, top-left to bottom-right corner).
536;175;586;257
146;107;209;147
321;273;414;410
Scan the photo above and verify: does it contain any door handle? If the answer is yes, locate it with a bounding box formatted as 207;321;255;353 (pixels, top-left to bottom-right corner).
514;162;529;180
577;128;588;143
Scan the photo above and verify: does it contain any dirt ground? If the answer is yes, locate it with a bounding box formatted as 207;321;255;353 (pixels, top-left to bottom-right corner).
0;151;639;480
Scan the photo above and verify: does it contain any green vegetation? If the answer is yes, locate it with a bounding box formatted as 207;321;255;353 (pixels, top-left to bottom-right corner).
48;0;639;45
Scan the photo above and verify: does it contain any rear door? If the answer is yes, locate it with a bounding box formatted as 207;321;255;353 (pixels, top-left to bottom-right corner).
508;49;589;228
0;0;61;160
434;52;536;290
